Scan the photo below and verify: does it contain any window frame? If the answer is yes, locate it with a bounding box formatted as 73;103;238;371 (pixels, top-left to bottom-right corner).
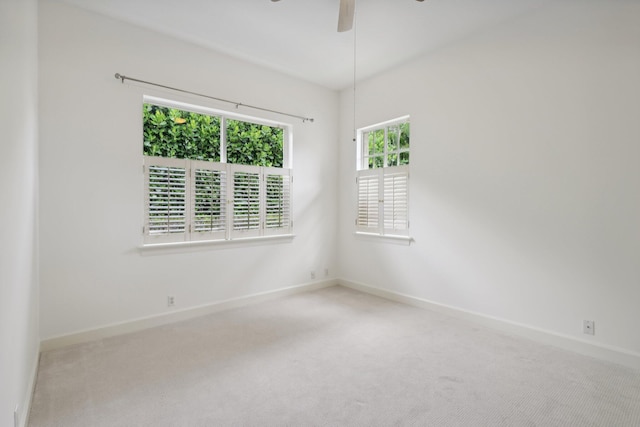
144;95;292;168
356;115;409;171
355;116;411;240
142;96;293;247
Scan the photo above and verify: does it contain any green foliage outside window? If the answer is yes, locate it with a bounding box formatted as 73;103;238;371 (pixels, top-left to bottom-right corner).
143;104;284;167
365;121;410;169
226;119;283;167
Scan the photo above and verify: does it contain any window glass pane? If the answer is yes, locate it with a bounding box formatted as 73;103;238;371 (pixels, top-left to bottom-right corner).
360;120;409;170
399;122;410;149
369;129;384;155
369;156;384;169
367;133;375;155
363;132;370;156
387;126;398;151
226;119;283;167
399;151;410;165
143;104;221;161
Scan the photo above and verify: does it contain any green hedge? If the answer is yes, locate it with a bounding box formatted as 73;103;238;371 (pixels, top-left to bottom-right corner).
143;104;283;167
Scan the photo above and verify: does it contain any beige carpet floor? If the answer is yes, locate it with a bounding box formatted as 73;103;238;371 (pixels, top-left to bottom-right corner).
29;286;640;426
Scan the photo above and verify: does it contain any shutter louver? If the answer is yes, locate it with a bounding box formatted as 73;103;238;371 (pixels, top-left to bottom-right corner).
356;170;380;232
383;167;409;234
191;161;227;241
265;168;292;234
144;156;188;243
232;167;261;238
144;158;293;245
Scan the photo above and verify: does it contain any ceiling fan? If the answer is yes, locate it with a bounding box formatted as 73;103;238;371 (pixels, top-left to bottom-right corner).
271;0;425;33
337;0;356;33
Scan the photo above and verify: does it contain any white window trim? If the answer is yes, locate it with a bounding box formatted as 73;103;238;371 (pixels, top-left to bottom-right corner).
139;233;296;253
142;96;294;247
355;116;411;241
353;232;414;246
356;115;410;171
144;95;292;169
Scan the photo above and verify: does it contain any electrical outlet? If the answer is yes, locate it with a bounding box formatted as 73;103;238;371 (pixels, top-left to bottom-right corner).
583;320;595;335
167;296;175;307
324;268;329;277
310;270;316;280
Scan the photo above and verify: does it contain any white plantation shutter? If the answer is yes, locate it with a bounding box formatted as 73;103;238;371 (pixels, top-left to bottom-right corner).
264;167;292;235
190;160;227;241
383;165;409;235
230;165;262;239
356;166;409;236
356;169;381;232
143;158;293;245
144;156;188;244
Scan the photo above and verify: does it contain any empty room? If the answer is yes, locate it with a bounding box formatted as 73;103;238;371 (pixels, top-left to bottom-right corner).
2;0;640;425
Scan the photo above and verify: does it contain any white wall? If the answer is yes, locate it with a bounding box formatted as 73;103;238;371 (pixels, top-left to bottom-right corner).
34;0;640;365
339;0;640;357
0;0;40;425
38;2;338;340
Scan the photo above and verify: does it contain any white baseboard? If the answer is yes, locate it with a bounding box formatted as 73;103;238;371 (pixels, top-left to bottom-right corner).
20;348;39;427
41;279;337;352
40;277;640;371
339;279;640;372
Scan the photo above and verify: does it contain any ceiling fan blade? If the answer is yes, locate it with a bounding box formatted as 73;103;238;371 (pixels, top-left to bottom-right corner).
337;0;355;32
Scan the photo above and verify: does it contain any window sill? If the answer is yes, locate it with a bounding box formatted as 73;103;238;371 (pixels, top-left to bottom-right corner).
354;232;414;246
139;234;296;254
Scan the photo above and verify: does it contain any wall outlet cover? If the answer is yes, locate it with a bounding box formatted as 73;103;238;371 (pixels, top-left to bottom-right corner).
583;320;595;335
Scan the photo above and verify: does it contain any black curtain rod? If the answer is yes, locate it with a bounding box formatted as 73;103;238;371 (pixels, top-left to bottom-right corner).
114;73;314;123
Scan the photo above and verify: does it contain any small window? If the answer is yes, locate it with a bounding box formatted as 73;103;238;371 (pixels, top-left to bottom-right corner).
142;96;292;245
356;116;410;237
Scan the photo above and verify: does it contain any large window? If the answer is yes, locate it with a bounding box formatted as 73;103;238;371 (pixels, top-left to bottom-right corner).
142;96;292;245
356;116;410;237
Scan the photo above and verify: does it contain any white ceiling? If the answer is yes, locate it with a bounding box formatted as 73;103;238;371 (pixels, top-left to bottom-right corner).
58;0;550;90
